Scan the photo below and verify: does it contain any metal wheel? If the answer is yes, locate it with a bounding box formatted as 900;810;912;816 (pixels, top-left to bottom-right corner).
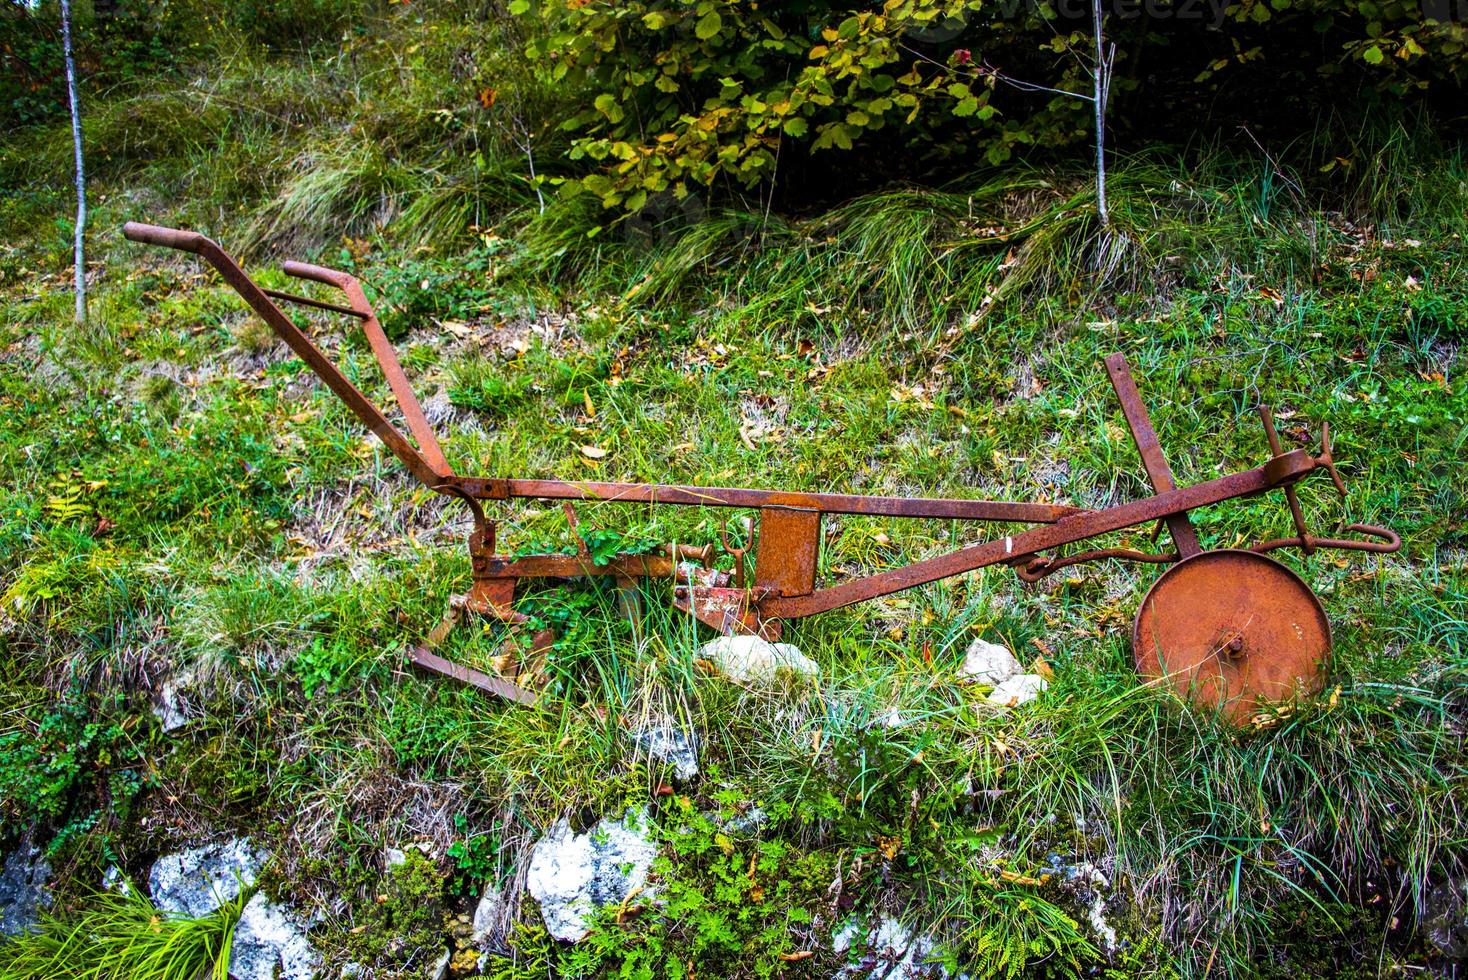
1132;549;1331;724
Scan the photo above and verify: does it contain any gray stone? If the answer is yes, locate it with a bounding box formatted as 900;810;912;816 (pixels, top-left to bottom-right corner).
154;669;197;733
427;948;450;980
629;717;699;782
833;914;944;979
102;864;132;896
0;842;51;937
1424;876;1468;960
871;707;907;729
985;673;1047;708
699;635;819;685
1056;860;1117;953
958;638;1020;686
471;887;502;947
719;806;768;836
227;892;320;980
148;838;264;918
527;808;658;942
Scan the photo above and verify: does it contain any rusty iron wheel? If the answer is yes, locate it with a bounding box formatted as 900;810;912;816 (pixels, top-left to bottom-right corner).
1132;549;1332;725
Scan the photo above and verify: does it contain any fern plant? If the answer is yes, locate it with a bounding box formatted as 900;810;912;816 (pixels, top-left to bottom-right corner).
958;890;1097;980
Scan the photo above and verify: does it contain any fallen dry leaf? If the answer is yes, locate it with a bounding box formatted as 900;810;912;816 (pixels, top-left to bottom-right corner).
579;445;608;459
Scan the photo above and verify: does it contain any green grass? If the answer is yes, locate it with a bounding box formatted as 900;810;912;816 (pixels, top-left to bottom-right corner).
0;9;1465;978
0;887;245;980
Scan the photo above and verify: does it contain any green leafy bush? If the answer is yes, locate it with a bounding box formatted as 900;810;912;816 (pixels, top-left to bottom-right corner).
291;634;388;697
0;685;149;850
517;0;1468;208
558;797;834;979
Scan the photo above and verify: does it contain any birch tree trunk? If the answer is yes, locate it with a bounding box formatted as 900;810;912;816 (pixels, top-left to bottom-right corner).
1091;0;1110;230
60;0;87;325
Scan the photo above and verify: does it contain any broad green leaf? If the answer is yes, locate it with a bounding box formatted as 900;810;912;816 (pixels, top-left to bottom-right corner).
696;10;722;40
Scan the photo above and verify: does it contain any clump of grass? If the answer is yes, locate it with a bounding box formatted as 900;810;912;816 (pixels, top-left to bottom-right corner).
230;317;277;356
0;885;246;980
446;356;529;417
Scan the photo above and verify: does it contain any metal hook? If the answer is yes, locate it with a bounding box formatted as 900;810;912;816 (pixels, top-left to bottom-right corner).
721;516;755;588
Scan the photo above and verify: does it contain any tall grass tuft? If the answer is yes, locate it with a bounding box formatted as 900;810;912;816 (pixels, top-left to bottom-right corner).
0;885;247;980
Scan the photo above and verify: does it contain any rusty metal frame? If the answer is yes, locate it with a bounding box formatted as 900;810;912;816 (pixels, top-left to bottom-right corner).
123;223;1401;707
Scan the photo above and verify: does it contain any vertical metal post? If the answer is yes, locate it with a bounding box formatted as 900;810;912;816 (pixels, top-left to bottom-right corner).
1103;354;1202;559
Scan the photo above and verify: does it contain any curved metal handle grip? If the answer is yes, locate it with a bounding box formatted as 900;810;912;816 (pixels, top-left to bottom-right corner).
122;222;208;253
282;260;352;289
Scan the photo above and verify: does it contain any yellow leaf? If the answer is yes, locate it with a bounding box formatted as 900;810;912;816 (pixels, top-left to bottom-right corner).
579;445;608;459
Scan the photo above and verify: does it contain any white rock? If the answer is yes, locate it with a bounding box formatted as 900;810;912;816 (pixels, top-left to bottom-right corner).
427;948;450;980
958;638;1021;686
871;707;907;729
148;838;264;918
1052;860;1117;954
101;865;132;896
719;806;768;835
227;892;320;980
154;669;196;733
385;847;407;868
628;717;699;782
698;635;819;685
527;808;657;942
471;887;501;947
834;914;943;979
985;673;1048;708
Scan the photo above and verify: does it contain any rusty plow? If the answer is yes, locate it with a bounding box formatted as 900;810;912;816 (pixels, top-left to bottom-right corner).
123;222;1401;724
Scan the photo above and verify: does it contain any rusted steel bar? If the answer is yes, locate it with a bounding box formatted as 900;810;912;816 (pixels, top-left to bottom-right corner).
1104;353;1202;559
763;450;1316;618
1250;523;1399;556
1012;522;1399;581
480;554;682;579
281;260;453;479
1012;546;1180;582
408;645;538;705
1258;405;1315;555
501;479;1081;522
261;287;368;320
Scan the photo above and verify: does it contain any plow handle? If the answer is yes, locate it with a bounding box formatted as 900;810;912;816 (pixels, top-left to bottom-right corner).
120;220;459;490
282;260;351;288
123;222;208;254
